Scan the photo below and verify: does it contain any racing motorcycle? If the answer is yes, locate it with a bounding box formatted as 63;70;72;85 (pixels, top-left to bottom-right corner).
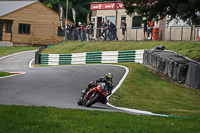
77;82;108;107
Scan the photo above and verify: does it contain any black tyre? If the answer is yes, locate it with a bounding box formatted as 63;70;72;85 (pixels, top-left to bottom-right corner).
77;95;84;106
86;92;100;107
100;96;108;104
77;99;83;106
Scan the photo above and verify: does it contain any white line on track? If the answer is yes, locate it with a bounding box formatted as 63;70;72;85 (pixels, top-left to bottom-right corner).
29;58;35;68
106;64;167;116
0;50;36;79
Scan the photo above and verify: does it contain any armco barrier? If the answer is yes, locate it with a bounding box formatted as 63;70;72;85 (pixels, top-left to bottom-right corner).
39;50;144;65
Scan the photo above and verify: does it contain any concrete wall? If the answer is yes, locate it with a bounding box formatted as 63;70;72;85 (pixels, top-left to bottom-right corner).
0;42;13;47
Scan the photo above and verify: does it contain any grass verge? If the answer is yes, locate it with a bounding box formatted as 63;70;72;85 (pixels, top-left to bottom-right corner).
0;105;200;133
0;47;38;57
1;42;200;132
109;63;200;119
43;41;200;62
0;72;14;77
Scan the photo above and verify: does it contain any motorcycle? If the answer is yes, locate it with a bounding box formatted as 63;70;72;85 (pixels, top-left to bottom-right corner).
77;82;108;107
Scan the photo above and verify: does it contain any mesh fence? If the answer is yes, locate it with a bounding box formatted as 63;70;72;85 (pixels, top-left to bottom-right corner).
64;26;200;42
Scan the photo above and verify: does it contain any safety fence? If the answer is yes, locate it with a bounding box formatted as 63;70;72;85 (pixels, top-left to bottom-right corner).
64;26;200;42
39;50;144;65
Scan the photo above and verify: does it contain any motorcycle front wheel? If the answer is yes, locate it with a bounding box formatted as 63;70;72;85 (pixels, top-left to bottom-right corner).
86;91;100;107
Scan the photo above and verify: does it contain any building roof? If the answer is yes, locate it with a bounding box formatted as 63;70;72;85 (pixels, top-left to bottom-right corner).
0;0;37;17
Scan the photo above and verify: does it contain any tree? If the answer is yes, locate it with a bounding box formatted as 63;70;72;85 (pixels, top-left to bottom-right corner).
122;0;200;25
39;0;114;26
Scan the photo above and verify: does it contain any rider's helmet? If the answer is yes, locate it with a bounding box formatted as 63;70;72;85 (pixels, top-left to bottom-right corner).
106;72;113;83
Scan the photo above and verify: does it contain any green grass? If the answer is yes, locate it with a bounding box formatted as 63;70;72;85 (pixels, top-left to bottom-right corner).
42;41;200;118
109;63;200;119
0;72;14;77
0;47;38;57
1;42;200;132
43;41;200;62
0;105;200;133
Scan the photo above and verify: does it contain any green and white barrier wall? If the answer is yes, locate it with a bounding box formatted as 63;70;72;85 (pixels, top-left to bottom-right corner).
40;50;144;65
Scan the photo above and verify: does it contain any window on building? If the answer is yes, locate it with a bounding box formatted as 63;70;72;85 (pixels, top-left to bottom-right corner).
132;15;142;28
58;26;65;36
18;23;30;34
6;22;12;33
120;15;126;27
105;16;116;25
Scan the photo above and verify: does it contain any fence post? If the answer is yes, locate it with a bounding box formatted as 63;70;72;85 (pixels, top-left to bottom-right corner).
81;30;82;41
169;26;172;41
181;26;183;41
190;26;193;41
158;27;160;41
72;29;74;41
97;28;99;42
106;29;108;41
194;26;196;41
126;28;127;41
136;28;138;41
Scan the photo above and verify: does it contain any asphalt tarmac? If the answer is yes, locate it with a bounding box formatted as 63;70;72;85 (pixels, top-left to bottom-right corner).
0;50;126;112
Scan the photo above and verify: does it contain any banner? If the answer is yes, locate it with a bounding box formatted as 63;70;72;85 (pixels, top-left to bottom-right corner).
90;3;116;10
87;11;90;25
58;3;65;30
72;8;76;27
90;2;137;10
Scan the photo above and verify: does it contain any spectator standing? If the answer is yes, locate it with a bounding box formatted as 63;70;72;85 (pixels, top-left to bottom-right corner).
68;23;74;41
109;21;116;40
100;20;107;40
78;22;85;41
65;24;70;41
143;18;148;40
86;24;90;41
88;20;94;40
148;20;154;40
121;20;127;40
106;20;112;40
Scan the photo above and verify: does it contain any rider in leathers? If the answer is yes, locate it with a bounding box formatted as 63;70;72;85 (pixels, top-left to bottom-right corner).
82;73;113;104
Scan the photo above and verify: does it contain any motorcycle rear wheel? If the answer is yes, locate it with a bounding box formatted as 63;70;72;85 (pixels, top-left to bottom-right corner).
77;95;84;106
86;92;100;107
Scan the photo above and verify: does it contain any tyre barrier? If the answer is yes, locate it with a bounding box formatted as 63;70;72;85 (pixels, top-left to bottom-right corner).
39;50;144;65
143;49;200;90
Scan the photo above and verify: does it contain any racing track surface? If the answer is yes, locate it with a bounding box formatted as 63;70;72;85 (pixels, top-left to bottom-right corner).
0;50;126;112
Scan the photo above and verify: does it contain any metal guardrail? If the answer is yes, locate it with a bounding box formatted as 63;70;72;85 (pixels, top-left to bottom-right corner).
38;50;144;65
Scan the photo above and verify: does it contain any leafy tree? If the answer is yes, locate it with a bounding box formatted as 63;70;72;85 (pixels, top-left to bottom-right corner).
122;0;200;25
39;0;115;26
